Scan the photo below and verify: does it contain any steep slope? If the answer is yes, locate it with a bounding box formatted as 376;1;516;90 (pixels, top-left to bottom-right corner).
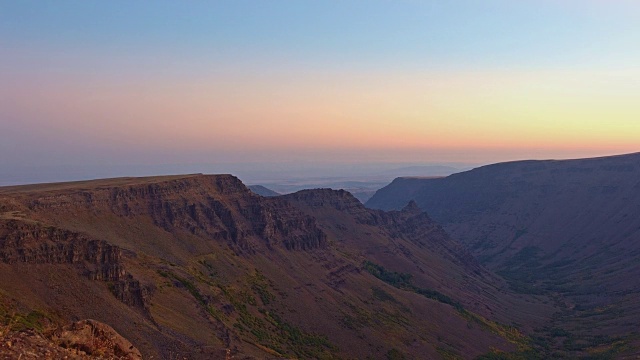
367;152;640;356
0;174;551;359
282;190;552;328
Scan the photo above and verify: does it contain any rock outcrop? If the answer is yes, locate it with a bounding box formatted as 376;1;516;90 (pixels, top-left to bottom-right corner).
0;220;146;308
0;221;124;278
0;319;142;359
283;188;381;225
20;175;327;252
51;319;142;359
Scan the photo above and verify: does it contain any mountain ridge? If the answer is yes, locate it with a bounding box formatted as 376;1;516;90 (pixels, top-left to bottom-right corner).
0;174;551;359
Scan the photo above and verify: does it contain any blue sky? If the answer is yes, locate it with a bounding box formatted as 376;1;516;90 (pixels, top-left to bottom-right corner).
3;1;638;70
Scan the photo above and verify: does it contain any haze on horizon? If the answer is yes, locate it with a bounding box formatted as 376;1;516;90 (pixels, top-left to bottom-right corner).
1;1;639;184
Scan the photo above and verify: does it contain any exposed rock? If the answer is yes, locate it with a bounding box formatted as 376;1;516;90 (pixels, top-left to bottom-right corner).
109;276;147;308
51;320;142;359
0;319;141;359
283;189;380;225
0;221;120;271
0;220;146;308
401;200;421;215
20;175;327;252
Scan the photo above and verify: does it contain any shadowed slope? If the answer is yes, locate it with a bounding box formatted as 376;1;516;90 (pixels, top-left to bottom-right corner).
367;152;640;357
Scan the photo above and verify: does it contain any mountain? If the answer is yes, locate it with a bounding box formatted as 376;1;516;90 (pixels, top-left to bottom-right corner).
240;165;464;204
248;185;281;197
375;165;464;177
0;174;551;359
367;152;640;356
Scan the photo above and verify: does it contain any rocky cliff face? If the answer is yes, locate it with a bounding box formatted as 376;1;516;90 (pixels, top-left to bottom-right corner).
0;176;330;312
0;220;146;308
256;199;328;250
285;190;482;272
0;221;122;275
284;189;380;225
21;175;326;252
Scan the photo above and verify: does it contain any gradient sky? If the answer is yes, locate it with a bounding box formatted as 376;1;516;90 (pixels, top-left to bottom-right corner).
1;1;639;179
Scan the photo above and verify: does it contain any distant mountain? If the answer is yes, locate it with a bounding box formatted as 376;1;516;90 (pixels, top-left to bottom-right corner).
0;174;548;359
248;184;280;197
367;152;640;356
244;165;464;201
349;189;377;203
375;165;464;177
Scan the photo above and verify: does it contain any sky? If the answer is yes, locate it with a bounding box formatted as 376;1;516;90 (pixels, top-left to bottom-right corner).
1;1;639;183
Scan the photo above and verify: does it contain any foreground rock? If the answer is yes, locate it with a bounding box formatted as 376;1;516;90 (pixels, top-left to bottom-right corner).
0;319;141;360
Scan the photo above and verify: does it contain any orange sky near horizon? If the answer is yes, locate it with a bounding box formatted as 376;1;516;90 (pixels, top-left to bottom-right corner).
4;65;638;164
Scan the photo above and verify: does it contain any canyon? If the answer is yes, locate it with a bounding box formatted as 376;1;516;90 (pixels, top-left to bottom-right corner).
0;174;547;359
3;152;639;358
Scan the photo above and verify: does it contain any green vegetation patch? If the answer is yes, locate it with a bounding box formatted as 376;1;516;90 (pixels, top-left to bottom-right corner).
218;273;338;359
363;261;413;288
363;261;463;311
233;303;337;358
476;326;633;360
248;271;275;306
0;299;53;333
3;310;50;332
460;311;527;348
157;269;228;321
